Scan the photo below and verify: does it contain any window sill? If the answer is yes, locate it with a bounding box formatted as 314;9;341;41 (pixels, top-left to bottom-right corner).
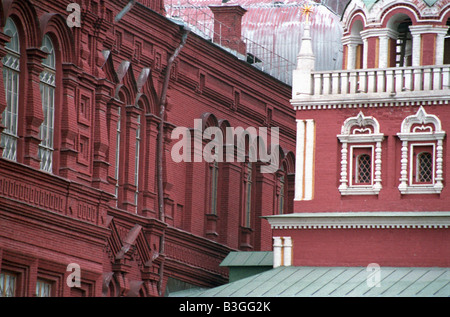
339;185;381;195
398;184;443;195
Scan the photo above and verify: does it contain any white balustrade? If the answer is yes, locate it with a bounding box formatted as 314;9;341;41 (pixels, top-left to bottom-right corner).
307;65;450;97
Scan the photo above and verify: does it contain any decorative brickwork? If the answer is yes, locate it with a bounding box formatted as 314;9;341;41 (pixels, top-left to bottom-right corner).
0;0;296;296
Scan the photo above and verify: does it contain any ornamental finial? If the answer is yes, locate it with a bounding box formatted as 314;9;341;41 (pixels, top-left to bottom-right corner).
301;4;314;24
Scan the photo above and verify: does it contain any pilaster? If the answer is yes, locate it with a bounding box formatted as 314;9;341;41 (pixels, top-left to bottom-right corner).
23;48;47;169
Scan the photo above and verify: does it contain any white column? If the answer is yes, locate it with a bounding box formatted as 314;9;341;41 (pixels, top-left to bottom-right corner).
411;32;421;67
347;43;357;70
304;120;315;200
398;140;409;192
338;141;348;192
283;237;292;267
273;237;283;268
294;120;305;201
294;119;315;201
342;35;362;70
373;141;382;192
362;38;368;69
434;26;450;65
435;139;444;190
378;34;390;69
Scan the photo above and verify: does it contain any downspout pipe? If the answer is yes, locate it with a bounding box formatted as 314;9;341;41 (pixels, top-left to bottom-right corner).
108;0;190;297
157;23;190;296
114;0;137;23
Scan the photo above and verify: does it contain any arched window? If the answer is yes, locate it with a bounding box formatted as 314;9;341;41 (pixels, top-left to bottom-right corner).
244;161;253;228
344;19;364;70
134;114;141;212
210;159;219;215
278;166;285;214
394;18;412;67
114;99;124;204
38;34;56;172
1;18;20;161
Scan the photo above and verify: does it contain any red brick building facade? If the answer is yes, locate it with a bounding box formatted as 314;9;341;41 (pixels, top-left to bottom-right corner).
0;0;297;296
286;0;450;268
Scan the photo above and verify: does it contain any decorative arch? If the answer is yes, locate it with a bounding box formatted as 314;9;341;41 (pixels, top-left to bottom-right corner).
116;84;131;105
1;0;40;47
367;0;420;27
340;111;381;135
122;63;138;103
400;106;443;134
345;10;367;35
381;6;419;29
135;92;152;114
282;149;296;175
218;119;231;135
134;67;156;114
200;112;219;130
341;0;367;31
397;106;445;194
39;13;75;64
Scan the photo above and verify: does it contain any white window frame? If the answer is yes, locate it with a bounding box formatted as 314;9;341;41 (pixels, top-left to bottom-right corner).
398;107;445;194
410;143;435;186
338;112;384;195
349;145;374;187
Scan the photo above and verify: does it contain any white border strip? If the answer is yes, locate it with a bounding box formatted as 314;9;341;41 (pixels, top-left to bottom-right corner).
264;212;450;229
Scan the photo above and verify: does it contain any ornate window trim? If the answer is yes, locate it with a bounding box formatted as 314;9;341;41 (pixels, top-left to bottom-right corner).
337;112;384;195
397;107;445;194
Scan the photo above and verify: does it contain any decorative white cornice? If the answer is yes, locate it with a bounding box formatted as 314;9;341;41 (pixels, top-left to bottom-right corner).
264;211;450;230
292;96;450;111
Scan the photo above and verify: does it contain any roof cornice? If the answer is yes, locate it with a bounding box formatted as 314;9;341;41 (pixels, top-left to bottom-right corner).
263;211;450;229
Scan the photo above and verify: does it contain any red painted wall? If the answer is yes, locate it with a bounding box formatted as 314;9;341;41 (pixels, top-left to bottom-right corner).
274;227;450;267
294;104;450;213
0;0;296;296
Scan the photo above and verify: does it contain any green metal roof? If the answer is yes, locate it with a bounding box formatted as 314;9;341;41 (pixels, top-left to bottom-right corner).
171;266;450;297
220;251;273;267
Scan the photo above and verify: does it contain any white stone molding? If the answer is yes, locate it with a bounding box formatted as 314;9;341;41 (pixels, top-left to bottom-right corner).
272;236;292;268
397;106;445;194
265;212;450;230
338;112;384;195
434;25;450;65
272;237;283;268
294;119;315;201
376;28;400;69
342;35;364;70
